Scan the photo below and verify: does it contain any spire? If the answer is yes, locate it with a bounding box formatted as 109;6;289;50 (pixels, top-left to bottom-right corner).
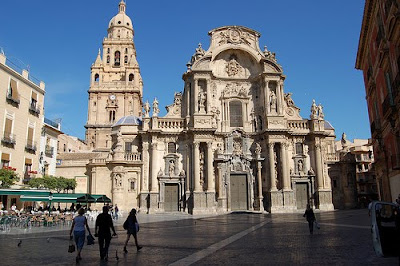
95;49;102;65
119;0;126;13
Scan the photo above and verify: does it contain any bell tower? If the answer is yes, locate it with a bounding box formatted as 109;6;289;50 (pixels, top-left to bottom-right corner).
85;0;143;150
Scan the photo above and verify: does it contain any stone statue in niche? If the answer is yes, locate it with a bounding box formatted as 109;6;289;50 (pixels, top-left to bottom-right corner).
169;160;175;176
115;174;122;187
143;101;150;117
270;90;277;113
217;143;224;155
297;159;304;174
152;98;160;117
310;99;318;119
198;91;206;113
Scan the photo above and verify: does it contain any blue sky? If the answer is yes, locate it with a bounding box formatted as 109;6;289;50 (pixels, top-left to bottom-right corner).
0;0;368;141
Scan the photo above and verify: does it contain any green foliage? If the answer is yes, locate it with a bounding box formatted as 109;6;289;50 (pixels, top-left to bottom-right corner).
28;177;45;189
27;176;77;192
0;169;19;188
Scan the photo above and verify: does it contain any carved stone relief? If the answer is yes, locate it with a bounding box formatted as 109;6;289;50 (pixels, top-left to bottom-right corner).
222;83;248;98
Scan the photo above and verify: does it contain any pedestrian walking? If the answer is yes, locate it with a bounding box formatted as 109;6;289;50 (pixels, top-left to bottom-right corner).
123;208;142;253
303;204;316;234
69;208;92;263
95;205;117;261
114;204;119;220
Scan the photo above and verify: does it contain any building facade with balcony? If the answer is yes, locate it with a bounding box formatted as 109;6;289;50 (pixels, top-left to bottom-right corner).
356;0;400;202
0;52;45;187
58;1;338;213
38;118;62;178
329;135;377;209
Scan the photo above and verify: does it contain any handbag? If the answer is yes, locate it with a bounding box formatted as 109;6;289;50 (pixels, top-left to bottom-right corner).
87;234;95;245
68;239;75;253
314;221;320;230
135;222;140;232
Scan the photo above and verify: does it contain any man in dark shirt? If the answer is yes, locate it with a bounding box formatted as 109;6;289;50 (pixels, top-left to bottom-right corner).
95;205;117;261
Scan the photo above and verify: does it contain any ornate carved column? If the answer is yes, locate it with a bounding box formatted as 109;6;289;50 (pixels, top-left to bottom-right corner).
264;79;269;114
142;142;149;192
193;142;201;192
206;79;211;114
194;78;199;114
269;143;277;191
281;142;290;190
151;142;158;192
207;142;214;192
314;142;323;190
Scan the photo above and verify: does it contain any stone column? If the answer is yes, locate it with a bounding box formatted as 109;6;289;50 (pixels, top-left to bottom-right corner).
257;160;264;211
269;143;277;191
194;78;199;114
142;142;149;192
207;142;214;192
281;143;290;191
264;79;269;115
315;143;323;190
151;142;158;192
278;81;284;115
206;79;211;114
193;142;201;192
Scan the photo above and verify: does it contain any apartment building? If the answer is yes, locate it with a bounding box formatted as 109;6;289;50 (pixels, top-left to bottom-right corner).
0;52;45;186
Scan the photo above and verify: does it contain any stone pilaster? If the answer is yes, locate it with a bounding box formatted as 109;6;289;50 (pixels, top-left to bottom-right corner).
269;142;277;191
150;142;158;192
193;142;201;192
257;160;264;212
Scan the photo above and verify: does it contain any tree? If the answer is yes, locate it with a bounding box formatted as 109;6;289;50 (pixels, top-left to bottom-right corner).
0;169;19;188
65;178;77;193
28;177;45;189
43;175;57;190
54;177;67;193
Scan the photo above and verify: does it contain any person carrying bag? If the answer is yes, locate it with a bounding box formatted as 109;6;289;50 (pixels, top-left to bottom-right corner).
123;208;142;253
69;208;92;262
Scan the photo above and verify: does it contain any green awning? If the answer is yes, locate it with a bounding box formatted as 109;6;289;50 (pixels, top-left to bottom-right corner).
51;193;96;203
20;195;51;202
0;189;50;196
92;194;112;203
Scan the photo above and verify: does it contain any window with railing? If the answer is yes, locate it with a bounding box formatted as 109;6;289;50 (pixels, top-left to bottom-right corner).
2;118;15;146
6;79;20;105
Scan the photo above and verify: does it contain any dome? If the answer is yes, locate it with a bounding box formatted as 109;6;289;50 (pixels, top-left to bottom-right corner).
113;116;142;127
108;1;133;30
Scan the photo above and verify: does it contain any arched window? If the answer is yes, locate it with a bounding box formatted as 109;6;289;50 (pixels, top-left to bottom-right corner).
129;74;134;81
229;101;243;127
94;74;99;82
124;55;128;64
106;56;110;64
107;48;110;54
168;142;176;153
125;48;128;53
114;51;120;66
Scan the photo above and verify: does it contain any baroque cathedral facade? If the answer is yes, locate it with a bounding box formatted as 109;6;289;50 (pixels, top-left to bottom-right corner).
65;1;337;213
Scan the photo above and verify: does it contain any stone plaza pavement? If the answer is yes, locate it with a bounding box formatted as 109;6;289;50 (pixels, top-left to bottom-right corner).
0;209;398;265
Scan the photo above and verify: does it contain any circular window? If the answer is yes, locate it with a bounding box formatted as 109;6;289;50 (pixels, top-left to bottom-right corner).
118;21;121;24
127;23;130;26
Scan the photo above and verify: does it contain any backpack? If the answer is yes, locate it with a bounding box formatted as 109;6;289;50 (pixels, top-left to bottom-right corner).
123;218;129;230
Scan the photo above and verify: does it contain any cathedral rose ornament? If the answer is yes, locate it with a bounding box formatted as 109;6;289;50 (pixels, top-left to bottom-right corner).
226;57;242;77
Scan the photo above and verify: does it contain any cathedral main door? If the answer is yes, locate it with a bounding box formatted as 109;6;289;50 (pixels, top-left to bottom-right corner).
296;183;308;209
230;174;248;211
164;184;179;212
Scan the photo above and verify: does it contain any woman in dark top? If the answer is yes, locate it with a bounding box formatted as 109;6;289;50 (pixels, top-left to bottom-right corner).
303;204;316;234
123;208;142;253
